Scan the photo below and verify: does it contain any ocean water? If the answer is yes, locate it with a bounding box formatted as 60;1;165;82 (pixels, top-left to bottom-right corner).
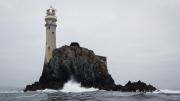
0;80;180;101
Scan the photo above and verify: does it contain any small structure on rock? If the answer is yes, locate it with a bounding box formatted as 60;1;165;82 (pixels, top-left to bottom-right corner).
70;42;80;47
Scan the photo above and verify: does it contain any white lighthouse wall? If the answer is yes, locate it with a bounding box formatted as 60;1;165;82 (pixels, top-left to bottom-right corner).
45;26;56;63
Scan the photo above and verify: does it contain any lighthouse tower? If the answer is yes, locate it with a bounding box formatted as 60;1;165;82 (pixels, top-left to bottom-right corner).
44;6;57;64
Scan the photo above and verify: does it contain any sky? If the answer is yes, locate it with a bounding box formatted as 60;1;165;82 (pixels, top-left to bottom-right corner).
0;0;180;90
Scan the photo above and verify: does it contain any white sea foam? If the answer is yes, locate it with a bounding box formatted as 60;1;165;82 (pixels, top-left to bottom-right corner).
34;78;99;93
60;79;99;93
152;89;180;94
36;89;58;93
0;90;24;93
159;89;180;94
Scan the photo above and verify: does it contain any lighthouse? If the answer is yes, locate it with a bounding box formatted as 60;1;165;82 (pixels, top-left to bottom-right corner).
44;6;57;64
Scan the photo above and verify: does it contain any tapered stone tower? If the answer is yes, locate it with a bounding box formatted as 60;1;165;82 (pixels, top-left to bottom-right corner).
44;6;57;64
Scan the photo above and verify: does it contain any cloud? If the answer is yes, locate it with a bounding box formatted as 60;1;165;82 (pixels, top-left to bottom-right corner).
0;0;180;89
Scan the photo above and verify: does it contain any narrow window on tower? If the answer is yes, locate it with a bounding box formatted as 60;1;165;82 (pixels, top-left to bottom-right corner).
48;27;50;29
48;46;50;49
46;42;47;44
52;32;54;34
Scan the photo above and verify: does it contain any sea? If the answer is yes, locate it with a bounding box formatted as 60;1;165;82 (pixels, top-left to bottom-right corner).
0;80;180;101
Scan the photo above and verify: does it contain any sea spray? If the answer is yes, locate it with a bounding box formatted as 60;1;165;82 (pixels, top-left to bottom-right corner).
60;76;98;93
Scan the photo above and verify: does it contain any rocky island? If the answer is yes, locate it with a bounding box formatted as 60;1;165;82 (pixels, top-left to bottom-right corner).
24;7;156;92
24;43;156;92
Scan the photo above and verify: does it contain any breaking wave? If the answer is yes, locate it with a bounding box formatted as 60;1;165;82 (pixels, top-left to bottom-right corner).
153;89;180;94
60;79;99;93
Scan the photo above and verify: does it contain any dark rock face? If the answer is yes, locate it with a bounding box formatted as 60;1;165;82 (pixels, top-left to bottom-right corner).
24;45;156;92
24;45;114;91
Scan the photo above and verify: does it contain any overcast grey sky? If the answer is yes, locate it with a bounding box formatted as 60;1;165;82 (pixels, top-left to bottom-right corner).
0;0;180;90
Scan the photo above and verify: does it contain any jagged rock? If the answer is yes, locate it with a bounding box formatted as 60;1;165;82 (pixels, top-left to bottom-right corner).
121;80;156;92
